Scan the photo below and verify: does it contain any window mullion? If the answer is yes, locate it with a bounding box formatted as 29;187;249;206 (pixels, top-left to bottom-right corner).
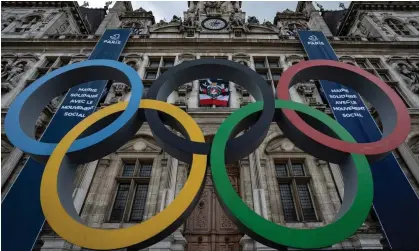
291;178;303;222
135;158;141;177
123;179;136;222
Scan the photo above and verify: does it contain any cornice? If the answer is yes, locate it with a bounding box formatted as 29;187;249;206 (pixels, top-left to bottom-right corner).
337;1;419;36
2;36;418;53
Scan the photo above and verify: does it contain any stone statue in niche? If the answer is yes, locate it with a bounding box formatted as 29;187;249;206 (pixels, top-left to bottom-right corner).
397;63;419;93
247;16;259;25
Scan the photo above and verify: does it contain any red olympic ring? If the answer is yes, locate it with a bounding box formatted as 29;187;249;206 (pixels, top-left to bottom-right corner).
277;60;410;159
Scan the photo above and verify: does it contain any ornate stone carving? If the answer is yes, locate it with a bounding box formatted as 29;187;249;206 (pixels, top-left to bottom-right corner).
125;60;138;71
247;16;259;25
170;15;182;24
265;138;302;152
397;63;419;93
109;83;131;104
155;19;168;28
296;82;315;96
50;95;64;109
204;1;225;15
229;9;245;28
1;61;28;93
262;20;274;27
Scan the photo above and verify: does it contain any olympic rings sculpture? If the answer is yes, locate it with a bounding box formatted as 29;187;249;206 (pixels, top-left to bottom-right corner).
4;58;410;250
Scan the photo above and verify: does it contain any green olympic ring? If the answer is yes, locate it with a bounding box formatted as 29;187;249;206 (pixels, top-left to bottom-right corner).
211;100;373;249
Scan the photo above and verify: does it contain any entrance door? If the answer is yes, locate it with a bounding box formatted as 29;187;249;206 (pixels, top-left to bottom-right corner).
184;166;243;251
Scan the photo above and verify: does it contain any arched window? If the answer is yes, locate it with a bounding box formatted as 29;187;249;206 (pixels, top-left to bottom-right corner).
385;19;411;35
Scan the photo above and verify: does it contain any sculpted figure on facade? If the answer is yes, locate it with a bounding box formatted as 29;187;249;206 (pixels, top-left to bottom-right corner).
170;15;182;24
1;61;27;93
183;14;196;27
262;20;274;27
397;63;419;93
204;1;224;15
229;9;245;29
247;16;259;25
109;83;131;104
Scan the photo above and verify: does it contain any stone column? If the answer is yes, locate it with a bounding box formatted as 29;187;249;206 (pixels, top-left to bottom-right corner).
228;55;240;108
139;54;149;79
167;56;179;104
248;56;257;102
72;160;99;213
124;57;143;102
1;148;23;187
187;54;200;108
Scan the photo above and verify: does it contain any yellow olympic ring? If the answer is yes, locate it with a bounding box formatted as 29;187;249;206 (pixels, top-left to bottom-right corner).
40;100;207;250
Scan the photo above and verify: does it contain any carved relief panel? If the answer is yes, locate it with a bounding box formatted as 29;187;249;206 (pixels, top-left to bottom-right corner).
387;56;419;95
1;54;36;94
184;165;243;251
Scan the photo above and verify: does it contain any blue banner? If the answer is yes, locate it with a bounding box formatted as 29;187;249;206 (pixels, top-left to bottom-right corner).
1;29;131;251
298;30;419;249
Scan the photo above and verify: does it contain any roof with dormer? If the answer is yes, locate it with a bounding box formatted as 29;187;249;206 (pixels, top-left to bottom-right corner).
1;1;92;34
337;1;419;36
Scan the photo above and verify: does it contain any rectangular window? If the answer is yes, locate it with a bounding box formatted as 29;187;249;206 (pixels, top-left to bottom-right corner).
110;158;153;223
129;184;149;221
297;184;317;222
275;159;318;223
254;60;265;68
44;58;57;68
139;162;153;177
257;71;268;80
122;163;135;176
163;58;175;67
291;164;305;176
275;164;288;177
145;71;157;80
378;72;391;82
369;60;382;69
268;58;280;68
279;183;298;222
110;184;130;222
356;60;368;69
272;72;281;81
148;59;160;68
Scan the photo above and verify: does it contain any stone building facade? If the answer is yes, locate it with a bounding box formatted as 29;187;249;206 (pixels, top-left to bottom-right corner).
1;1;419;251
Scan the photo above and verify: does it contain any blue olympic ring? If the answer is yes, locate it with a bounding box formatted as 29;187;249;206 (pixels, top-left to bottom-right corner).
4;59;143;163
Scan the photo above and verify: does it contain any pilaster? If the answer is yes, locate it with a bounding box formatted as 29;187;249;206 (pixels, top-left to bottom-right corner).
72;160;98;213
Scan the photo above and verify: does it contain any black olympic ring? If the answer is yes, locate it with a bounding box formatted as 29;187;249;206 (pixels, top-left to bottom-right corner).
145;58;275;164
